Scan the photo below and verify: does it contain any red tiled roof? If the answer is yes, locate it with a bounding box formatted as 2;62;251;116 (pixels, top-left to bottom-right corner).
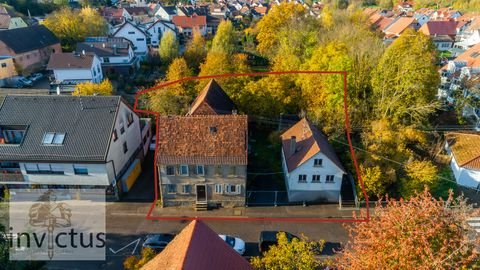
172;15;207;28
452;43;480;69
187;79;236;116
376;17;394;31
100;7;124;18
157;115;248;165
446;133;480;171
47;52;96;70
419;20;457;36
254;6;268;15
384;17;415;36
141;220;253;270
280;118;344;173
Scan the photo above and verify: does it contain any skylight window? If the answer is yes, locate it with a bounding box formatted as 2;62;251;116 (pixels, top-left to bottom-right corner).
43;132;66;145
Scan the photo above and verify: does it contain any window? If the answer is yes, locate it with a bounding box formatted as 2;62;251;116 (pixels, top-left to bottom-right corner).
326;175;335;183
166;184;176;194
25;164;64;175
228;166;236;176
214;184;223;194
166;166;175;176
313;159;323;167
51;164;64;174
1;63;6;68
120;124;125;134
196;165;204;176
127;113;134;127
74;165;89;175
179;165;189;176
103;57;110;63
225;184;241;195
298;174;307;183
42;132;65;145
136;38;144;41
123;142;128;153
93;69;96;76
128;31;135;34
181;184;191;194
312;175;321;183
112;129;118;142
215;166;222;176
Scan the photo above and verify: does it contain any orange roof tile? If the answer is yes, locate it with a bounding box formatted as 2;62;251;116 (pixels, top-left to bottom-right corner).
446;133;480;170
141;220;253;270
157;115;248;165
453;43;480;69
172;15;207;28
376;17;395;31
384;17;415;36
280;118;344;173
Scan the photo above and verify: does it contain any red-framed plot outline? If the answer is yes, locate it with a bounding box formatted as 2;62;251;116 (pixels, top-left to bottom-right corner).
134;71;370;223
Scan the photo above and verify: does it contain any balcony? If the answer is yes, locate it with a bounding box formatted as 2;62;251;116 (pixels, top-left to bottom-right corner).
0;169;24;182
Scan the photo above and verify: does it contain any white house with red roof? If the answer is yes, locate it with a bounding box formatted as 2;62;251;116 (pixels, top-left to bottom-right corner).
280;118;346;203
172;14;207;37
419;20;457;51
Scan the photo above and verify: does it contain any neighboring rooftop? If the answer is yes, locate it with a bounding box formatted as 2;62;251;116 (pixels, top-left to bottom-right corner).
446;133;480;170
141;220;253;270
187;79;236;116
383;17;415;37
0;25;59;54
419;20;457;36
452;43;480;69
47;52;96;70
172;14;207;28
0;95;121;162
156;115;248;165
280;118;345;173
76;37;131;57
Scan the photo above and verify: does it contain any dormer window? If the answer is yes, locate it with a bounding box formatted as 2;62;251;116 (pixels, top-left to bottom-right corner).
313;159;323;167
0;125;27;145
42;132;66;145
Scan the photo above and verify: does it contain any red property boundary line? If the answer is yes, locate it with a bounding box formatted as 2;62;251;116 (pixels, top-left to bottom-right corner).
133;71;370;223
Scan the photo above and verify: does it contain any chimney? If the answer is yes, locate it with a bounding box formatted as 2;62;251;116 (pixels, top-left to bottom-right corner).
290;136;296;155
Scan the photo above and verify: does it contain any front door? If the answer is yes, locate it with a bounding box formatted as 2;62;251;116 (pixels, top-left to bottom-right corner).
196;185;207;203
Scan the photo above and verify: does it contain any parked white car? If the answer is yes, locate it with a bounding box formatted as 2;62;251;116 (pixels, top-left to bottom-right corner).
218;234;246;255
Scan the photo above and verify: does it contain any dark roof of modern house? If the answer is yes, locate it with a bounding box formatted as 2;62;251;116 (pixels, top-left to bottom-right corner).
446;132;480;170
0;25;59;54
124;7;149;16
141;220;253;270
156;115;248;165
280;118;345;173
187;79;236;115
76;37;131;57
162;5;177;15
47;52;97;70
0;95;121;162
112;20;146;36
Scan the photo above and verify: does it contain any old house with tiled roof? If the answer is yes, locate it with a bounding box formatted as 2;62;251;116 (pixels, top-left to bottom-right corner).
156;80;247;209
0;7;27;31
0;25;61;75
280;118;345;203
419;20;457;51
141;220;253;270
0;95;149;198
445;133;480;189
172;14;207;37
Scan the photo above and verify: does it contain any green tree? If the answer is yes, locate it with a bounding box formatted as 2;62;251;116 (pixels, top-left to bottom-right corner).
43;7;107;51
123;247;156;270
371;29;440;125
184;28;207;72
251;232;324;270
400;160;438;198
72;79;113;96
211;20;237;56
159;31;179;66
378;0;394;9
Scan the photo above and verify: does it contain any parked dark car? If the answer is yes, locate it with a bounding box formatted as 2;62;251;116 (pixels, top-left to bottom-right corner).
142;233;175;253
258;231;298;253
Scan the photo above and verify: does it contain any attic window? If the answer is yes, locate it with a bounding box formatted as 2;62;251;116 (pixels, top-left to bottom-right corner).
42;132;66;145
209;126;217;133
471;52;480;58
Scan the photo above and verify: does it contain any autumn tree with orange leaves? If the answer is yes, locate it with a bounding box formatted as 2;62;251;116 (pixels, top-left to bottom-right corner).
336;189;479;269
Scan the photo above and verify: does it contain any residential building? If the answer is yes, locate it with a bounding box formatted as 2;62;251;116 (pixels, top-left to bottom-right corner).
0;56;17;83
444;43;480;78
0;7;27;30
100;7;125;26
172;15;207;36
0;95;145;198
124;7;150;23
187;79;236;115
280;118;346;203
383;17;417;42
112;21;148;56
445;133;480;189
76;37;139;75
0;25;61;75
47;52;103;85
419;20;457;51
141;220;253;270
431;7;461;20
153;5;177;21
144;20;176;47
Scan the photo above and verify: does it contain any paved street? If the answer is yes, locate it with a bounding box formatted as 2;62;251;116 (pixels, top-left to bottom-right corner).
46;202;350;270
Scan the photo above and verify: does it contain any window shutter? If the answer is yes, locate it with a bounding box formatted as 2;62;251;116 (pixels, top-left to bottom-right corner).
235;185;242;195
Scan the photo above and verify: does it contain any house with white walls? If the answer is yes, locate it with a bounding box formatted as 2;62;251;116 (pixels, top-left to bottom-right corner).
0;95;148;198
144;20;176;47
280;118;346;203
445;133;480;190
112;21;148;57
46;52;103;84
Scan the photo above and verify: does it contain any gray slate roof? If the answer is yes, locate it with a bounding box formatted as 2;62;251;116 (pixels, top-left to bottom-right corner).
0;95;121;162
0;25;59;54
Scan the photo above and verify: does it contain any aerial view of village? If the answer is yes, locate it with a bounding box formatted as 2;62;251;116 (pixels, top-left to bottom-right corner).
0;0;478;269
